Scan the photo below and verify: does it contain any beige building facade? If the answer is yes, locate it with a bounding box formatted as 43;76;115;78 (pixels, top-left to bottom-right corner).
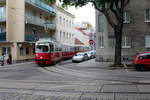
0;0;56;62
56;6;75;45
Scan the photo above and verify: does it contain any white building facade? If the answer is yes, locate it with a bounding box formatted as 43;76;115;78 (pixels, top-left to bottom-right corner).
55;6;75;45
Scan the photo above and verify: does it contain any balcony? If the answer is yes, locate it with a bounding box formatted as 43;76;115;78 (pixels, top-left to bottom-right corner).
44;22;56;30
25;34;51;42
25;0;56;16
0;32;6;42
26;18;56;30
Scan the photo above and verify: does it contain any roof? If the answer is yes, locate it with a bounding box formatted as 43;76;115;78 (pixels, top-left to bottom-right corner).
56;6;75;18
75;38;84;45
75;28;89;36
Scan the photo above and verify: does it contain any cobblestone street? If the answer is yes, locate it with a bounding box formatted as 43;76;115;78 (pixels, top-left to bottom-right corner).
0;92;150;100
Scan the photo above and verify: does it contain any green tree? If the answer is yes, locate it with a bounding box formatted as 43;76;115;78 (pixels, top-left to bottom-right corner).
47;0;130;66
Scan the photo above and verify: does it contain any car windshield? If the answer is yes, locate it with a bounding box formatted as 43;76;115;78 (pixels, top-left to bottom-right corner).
75;53;84;56
36;45;49;53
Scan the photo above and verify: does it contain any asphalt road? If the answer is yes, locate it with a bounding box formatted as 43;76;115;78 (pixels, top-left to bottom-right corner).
0;59;150;99
0;59;150;83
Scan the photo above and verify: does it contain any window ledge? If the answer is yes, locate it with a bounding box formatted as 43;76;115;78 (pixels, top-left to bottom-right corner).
122;46;131;48
123;21;130;24
145;46;150;48
145;20;150;23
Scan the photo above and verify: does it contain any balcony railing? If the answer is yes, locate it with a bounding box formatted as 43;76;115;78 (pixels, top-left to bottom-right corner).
25;0;56;16
25;34;51;42
26;18;56;30
44;22;56;30
0;32;6;41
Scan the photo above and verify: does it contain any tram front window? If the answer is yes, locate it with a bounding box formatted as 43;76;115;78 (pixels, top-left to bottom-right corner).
36;45;49;53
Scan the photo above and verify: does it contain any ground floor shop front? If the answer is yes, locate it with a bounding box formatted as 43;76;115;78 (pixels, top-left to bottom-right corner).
0;42;35;63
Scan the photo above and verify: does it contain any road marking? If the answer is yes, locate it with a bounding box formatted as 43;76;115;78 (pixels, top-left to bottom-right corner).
123;64;129;72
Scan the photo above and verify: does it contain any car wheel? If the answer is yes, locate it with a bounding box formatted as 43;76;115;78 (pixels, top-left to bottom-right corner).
38;63;45;67
135;65;145;71
82;58;85;61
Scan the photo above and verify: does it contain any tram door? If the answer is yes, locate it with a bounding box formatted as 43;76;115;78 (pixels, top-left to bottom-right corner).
49;43;55;61
54;45;60;61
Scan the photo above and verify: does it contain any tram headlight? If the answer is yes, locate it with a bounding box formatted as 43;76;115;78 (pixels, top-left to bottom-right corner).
40;56;43;59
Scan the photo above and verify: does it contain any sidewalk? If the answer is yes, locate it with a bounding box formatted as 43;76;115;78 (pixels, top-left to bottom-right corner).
0;61;34;68
0;79;149;99
77;59;134;69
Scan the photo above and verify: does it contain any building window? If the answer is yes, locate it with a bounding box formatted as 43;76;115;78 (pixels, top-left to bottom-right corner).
0;27;3;33
67;33;69;39
60;31;62;40
63;18;65;26
123;11;130;23
145;35;150;47
59;16;62;24
109;39;116;48
72;22;74;28
26;47;29;55
98;36;104;48
63;32;65;39
145;9;150;22
2;47;11;56
0;7;5;20
33;11;36;16
66;20;68;27
40;14;42;19
122;36;131;48
70;21;71;27
98;15;104;32
45;17;48;21
20;47;24;56
32;28;37;34
70;33;71;39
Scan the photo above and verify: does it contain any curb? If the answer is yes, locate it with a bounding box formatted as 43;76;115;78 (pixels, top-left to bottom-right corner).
0;62;34;68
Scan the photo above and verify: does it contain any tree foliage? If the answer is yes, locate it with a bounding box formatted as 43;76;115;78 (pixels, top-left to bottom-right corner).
47;0;130;66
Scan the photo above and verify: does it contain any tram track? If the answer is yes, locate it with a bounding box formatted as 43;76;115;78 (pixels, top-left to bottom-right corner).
39;63;150;84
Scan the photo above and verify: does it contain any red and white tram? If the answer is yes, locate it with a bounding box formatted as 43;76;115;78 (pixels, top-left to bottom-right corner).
35;38;89;67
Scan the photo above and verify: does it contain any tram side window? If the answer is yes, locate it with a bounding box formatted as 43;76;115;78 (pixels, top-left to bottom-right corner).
59;48;62;51
50;44;54;52
55;47;60;52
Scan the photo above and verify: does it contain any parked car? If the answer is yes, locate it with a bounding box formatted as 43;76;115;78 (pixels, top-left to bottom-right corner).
72;52;89;63
134;52;150;71
89;50;96;58
85;51;92;59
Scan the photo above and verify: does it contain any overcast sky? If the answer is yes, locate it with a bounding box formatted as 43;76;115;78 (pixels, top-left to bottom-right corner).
66;3;96;28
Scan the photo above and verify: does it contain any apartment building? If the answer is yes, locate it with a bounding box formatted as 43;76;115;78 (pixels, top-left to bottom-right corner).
56;6;75;45
0;0;56;62
96;0;150;61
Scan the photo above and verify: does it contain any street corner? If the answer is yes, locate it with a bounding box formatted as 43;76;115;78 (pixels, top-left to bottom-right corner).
76;59;113;69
